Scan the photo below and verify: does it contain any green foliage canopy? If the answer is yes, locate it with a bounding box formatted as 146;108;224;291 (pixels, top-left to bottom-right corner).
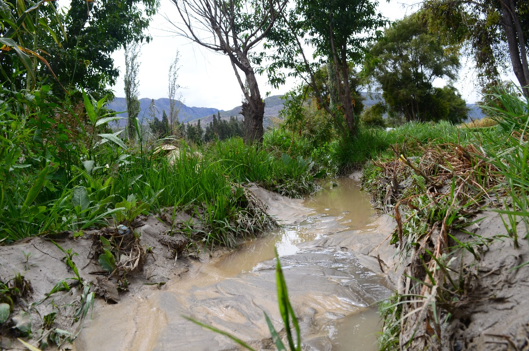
421;0;529;97
0;0;159;97
365;14;467;123
263;0;385;136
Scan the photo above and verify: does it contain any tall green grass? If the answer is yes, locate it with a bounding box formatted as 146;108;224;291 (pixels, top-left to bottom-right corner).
0;112;319;245
340;121;477;165
209;137;317;197
481;86;529;240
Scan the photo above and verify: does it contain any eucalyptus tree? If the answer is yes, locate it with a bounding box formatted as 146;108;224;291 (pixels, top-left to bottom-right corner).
168;0;289;144
264;0;386;136
422;0;529;98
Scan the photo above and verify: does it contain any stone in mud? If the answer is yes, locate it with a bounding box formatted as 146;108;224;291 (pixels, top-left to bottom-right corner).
94;277;120;303
158;234;188;258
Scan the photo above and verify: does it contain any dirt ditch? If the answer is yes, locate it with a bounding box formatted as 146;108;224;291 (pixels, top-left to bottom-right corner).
1;178;400;350
364;142;529;351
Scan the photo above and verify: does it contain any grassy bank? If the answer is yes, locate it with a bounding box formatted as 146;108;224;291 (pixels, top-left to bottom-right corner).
356;88;528;350
0;90;329;246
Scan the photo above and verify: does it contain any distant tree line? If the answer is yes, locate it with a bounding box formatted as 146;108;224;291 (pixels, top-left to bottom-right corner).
149;111;244;144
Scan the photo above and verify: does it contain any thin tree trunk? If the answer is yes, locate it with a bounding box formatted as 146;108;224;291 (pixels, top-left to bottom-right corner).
506;0;529;96
500;0;529;98
339;50;356;136
327;60;339;108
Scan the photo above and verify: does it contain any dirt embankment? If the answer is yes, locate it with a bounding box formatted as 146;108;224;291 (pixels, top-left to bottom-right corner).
0;213;193;350
363;143;529;351
440;212;529;351
0;184;278;351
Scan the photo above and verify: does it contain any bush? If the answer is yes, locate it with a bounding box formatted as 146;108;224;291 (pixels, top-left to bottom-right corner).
361;102;387;128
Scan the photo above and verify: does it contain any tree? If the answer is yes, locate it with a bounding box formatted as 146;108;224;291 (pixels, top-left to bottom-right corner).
1;0;158;97
196;120;204;144
54;0;158;96
124;43;141;140
264;0;385;136
422;0;529;98
168;0;289;144
149;110;170;138
361;102;386;128
168;51;182;133
426;86;469;123
0;0;67;91
365;14;467;122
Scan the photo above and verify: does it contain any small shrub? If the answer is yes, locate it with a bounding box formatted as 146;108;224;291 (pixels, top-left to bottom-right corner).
361;102;387;128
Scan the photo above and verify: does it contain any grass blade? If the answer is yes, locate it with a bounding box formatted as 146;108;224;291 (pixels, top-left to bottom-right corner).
264;311;287;351
182;316;256;351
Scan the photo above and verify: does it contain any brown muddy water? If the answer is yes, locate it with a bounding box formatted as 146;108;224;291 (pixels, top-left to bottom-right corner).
75;178;392;351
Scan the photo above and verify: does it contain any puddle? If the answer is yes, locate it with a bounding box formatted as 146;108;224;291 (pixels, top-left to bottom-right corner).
74;178;390;351
332;308;381;351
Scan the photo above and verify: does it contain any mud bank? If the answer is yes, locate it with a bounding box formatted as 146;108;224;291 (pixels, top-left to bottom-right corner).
0;212;197;350
362;143;529;351
439;212;529;350
393;210;529;351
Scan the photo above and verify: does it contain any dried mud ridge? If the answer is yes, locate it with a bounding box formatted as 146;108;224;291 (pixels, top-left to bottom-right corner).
366;143;529;351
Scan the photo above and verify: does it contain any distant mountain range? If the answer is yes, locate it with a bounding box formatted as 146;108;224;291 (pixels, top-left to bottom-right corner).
106;98;219;127
107;93;485;127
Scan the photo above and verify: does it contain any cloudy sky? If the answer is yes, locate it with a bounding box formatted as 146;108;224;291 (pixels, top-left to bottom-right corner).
109;0;483;110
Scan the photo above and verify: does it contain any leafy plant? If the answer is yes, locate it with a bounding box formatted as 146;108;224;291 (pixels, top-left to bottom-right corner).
98;237;117;273
0;302;10;324
113;194;149;227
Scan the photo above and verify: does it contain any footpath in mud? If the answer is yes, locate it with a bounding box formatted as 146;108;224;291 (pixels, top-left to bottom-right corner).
0;177;399;351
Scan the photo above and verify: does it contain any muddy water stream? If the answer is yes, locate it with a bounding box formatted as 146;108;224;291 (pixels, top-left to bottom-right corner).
75;178;393;351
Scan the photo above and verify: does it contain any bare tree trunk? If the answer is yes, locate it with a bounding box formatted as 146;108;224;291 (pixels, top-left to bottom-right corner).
169;0;288;145
500;0;529;98
242;98;265;144
241;70;265;144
